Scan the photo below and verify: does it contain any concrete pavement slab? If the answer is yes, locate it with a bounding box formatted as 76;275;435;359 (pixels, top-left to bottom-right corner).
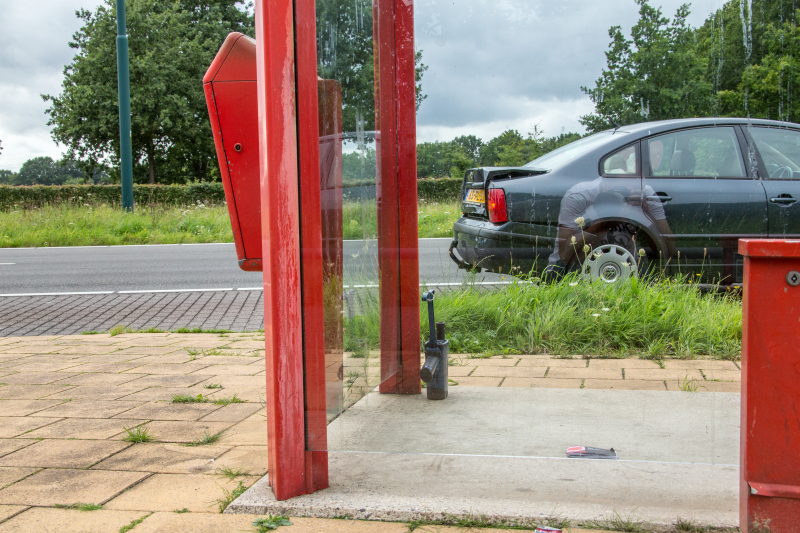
43;385;149;401
0;468;39;488
0;385;76;400
469;367;547;378
0;440;130;469
124;363;210;375
583;379;667;390
701;369;742;381
32;400;142;419
115;402;222;421
198;403;262;423
499;377;583;389
92;443;231;474
53;373;147;386
448;377;502;387
222;414;267;446
23;418;147;440
0;374;71;386
126;374;209;388
0;508;149;532
0;442;38;460
119;421;233;444
116;387;222;402
0;506;27;524
212;446;268;476
0;401;65;417
623;368;705;381
0;418;60;439
103;473;258;513
545;368;622;380
0;469;150;506
189;365;262;376
65;362;147;374
663;360;739;370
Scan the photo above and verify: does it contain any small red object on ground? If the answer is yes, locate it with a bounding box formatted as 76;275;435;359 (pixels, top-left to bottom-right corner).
739;239;800;532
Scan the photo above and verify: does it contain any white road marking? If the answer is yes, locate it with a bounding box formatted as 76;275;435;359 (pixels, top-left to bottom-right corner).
237;287;263;291
118;288;234;294
0;291;114;297
0;263;15;265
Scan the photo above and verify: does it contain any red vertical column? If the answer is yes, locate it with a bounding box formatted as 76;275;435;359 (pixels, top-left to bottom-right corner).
376;0;421;394
254;0;307;500
739;239;800;531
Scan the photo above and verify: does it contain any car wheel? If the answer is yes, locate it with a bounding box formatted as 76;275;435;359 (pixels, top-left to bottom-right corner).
581;244;637;283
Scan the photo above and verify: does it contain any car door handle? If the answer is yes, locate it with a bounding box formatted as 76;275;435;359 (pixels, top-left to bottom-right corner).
770;195;797;205
646;193;672;202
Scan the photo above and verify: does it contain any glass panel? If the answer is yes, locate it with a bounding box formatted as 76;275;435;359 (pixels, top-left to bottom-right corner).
602;144;637;175
646;127;746;178
749;126;800;179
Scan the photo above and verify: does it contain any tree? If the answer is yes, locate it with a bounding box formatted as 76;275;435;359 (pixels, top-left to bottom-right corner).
416;141;473;179
580;0;712;133
0;170;15;185
44;0;254;185
452;135;483;165
13;157;84;186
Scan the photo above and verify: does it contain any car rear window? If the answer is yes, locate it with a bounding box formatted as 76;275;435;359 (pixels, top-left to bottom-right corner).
748;126;800;179
523;131;614;171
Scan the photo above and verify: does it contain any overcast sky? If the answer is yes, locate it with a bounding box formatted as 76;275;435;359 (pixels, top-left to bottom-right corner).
0;0;721;172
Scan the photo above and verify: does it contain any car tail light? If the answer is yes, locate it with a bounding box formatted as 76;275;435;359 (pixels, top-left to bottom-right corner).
488;188;508;224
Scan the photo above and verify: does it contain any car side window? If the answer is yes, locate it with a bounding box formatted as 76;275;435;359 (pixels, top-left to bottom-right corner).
646;127;746;178
601;144;637;176
748;126;800;180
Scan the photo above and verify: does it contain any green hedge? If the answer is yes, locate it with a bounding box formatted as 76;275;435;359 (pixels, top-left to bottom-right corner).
0;178;464;210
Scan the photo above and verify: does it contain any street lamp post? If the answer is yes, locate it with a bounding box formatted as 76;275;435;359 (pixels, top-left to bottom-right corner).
115;0;134;211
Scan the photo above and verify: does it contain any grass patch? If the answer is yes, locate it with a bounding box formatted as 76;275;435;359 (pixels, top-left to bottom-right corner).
347;273;742;359
186;429;226;446
216;466;248;480
213;394;243;406
109;324;133;337
81;331;100;335
173;508;190;514
678;375;704;392
215;481;247;512
582;509;645;532
406;511;568;531
172;393;210;404
253;516;293;531
204;383;222;389
119;514;151;533
122;425;153;443
54;503;102;511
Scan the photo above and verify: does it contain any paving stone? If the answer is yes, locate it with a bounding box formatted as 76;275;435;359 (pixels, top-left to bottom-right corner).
445;366;476;378
463;357;519;366
447;377;502;387
103;473;258;512
23;418;147;440
0;442;37;460
0;505;28;523
70;354;149;363
187;364;262;376
123;421;233;444
666;380;740;393
0;347;61;354
546;368;623;380
127;375;210;388
515;358;589;367
0;440;130;469
583;379;667;391
52;345;122;355
0;385;76;400
623;369;704;381
212;445;268;476
31;400;142;419
193;356;261;365
0;468;40;488
0;373;71;386
0;400;65;417
0;508;149;533
701;370;742;381
53;373;147;387
113;347;184;355
125;354;195;365
0;417;61;439
197;403;263;423
663;359;739;370
92;442;231;474
115;402;222;421
469;366;547;378
124;363;210;375
0;469;150;506
499;377;583;389
117;387;221;402
43;385;149;401
65;362;147;374
587;359;664;369
223;414;267;446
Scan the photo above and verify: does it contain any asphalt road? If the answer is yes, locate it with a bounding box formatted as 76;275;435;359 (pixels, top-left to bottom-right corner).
0;239;504;295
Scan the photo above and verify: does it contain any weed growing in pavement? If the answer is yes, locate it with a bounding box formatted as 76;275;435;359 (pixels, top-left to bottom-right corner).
122;425;154;443
216;466;248;480
54;503;102;511
675;517;703;531
252;516;293;531
186;429;226;446
678;375;704;392
109;324;133;336
215;481;247;512
138;327;164;333
582;509;645;532
213;394;243;406
204;383;222;389
172;393;209;403
119;514;151;533
81;331;100;335
173;508;190;514
185;348;200;356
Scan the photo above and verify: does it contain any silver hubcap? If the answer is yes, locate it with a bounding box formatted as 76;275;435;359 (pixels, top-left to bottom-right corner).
582;244;637;284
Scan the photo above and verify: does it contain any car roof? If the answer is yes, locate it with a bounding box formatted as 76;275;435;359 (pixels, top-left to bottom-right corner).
610;117;800;137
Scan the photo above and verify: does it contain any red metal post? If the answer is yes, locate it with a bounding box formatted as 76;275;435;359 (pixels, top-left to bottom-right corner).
376;0;421;395
254;0;307;500
739;239;800;532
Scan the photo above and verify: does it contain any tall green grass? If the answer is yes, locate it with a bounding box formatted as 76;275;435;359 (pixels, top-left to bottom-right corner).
346;274;742;359
1;201;461;248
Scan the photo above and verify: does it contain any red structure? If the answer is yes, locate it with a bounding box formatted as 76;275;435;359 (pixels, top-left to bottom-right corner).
739;239;800;532
204;0;420;501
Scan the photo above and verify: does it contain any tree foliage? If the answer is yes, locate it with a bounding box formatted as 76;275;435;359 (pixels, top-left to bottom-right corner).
43;0;254;185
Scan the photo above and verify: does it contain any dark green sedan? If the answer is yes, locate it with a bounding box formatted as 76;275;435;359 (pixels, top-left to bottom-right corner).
449;118;800;285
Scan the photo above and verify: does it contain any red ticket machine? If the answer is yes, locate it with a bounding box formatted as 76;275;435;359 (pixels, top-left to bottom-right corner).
739;239;800;531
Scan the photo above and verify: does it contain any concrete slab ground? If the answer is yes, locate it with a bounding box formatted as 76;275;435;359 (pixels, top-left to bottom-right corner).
229;388;740;527
0;333;742;531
